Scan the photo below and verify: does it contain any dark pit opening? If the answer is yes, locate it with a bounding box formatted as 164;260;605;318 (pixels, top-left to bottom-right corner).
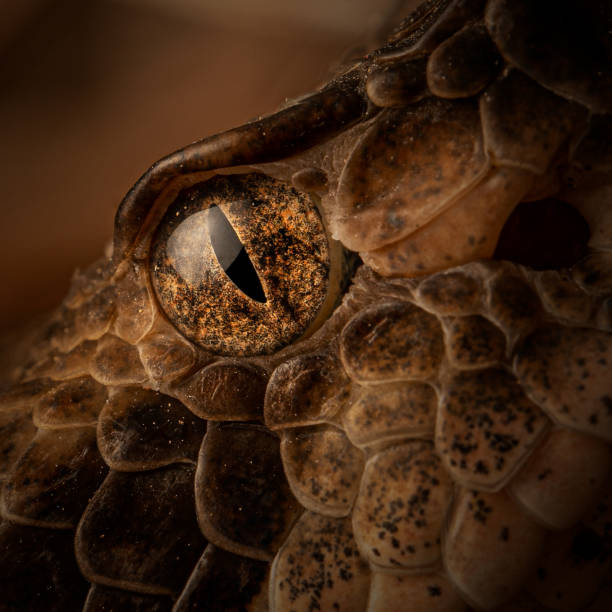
493;198;590;270
208;205;267;303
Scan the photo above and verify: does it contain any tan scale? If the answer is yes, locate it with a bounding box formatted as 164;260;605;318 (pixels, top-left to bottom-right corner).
0;0;611;610
368;570;468;612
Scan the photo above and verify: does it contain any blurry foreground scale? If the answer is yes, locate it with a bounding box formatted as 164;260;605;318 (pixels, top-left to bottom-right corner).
1;0;612;610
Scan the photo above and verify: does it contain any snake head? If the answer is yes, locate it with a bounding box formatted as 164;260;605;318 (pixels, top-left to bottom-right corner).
2;1;612;610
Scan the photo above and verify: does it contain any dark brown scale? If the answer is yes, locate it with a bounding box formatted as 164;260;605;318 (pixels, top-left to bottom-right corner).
0;402;37;479
97;388;207;471
480;69;590;174
84;585;172;612
573;252;612;296
486;0;612;112
1;427;107;529
366;57;429;107
194;422;301;561
381;0;487;58
427;23;502;98
264;349;350;430
173;545;269;612
0;523;90;610
75;465;205;596
173;360;268;421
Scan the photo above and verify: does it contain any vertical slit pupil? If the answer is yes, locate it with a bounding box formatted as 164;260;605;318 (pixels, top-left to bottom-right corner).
208;205;267;303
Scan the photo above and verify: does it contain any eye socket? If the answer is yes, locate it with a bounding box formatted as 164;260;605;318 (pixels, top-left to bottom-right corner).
149;173;332;356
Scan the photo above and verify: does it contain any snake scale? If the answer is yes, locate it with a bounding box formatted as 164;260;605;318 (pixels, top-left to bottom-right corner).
1;0;611;610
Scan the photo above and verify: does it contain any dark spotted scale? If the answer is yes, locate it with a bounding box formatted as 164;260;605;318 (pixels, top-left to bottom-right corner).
1;0;612;610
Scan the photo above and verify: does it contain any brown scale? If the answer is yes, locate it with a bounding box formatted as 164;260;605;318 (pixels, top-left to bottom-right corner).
426;22;502;99
1;427;107;529
1;0;612;610
97;388;207;471
280;425;364;517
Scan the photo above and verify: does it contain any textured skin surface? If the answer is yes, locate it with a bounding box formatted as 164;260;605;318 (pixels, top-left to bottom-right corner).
1;0;612;610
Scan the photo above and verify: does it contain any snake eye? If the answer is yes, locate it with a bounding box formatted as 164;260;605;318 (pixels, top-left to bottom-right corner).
149;173;333;356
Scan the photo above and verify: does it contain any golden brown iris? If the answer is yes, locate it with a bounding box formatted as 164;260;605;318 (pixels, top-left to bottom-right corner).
149;173;331;356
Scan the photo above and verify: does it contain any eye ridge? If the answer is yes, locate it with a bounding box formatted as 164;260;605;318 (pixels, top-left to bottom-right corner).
207;205;267;304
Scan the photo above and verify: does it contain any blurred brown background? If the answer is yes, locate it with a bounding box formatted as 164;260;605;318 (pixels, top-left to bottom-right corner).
0;0;410;333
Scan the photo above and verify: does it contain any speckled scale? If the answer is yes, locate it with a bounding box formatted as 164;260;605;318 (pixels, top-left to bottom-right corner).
514;324;612;441
443;488;547;609
442;314;506;369
270;511;370;612
332;97;488;252
415;269;483;315
340;300;444;383
352;440;453;570
487;270;543;345
436;368;550;491
343;382;437;447
362;167;535;276
534;270;597;326
526;525;612;611
280;426;364;517
511;428;612;531
368;571;468;612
